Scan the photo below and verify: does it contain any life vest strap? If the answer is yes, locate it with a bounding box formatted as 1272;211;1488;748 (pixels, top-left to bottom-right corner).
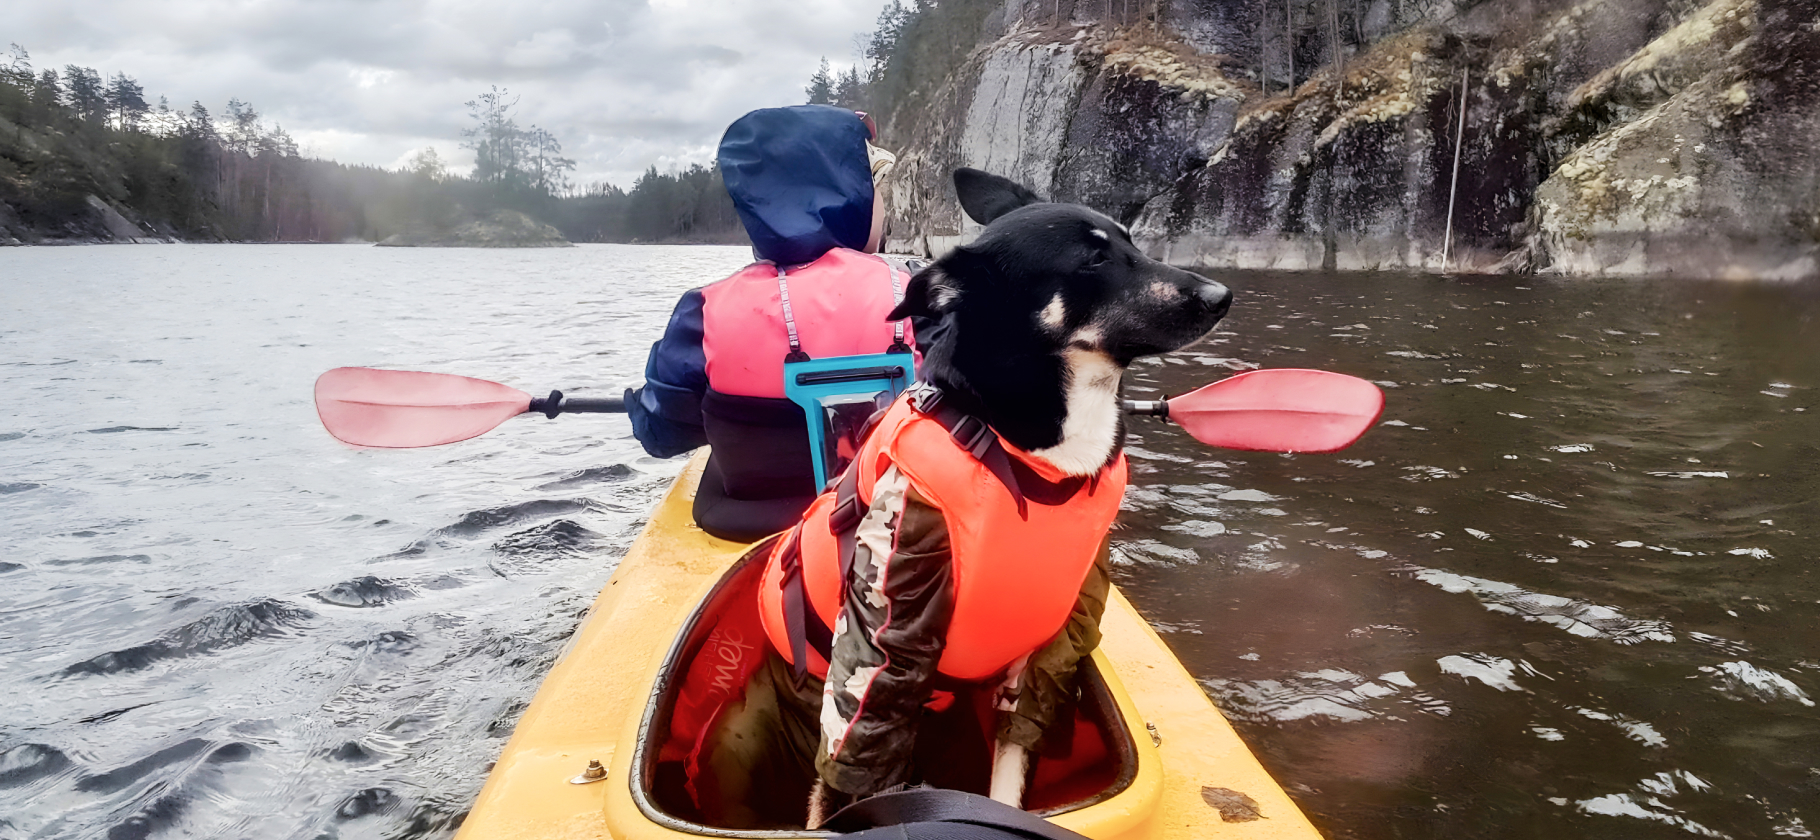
775;266;811;363
778;524;834;679
906;384;1029;519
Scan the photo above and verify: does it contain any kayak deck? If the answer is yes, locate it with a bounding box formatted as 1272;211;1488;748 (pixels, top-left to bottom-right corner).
458;452;1321;839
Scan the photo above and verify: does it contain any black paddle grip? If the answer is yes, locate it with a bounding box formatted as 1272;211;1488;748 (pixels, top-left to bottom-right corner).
560;395;627;413
527;391;627;418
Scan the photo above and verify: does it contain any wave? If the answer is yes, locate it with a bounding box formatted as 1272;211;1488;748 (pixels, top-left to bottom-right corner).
491;519;602;558
79;740;253;840
1699;661;1815;707
435;499;595;538
534;463;634;490
63;599;315;676
313;575;414;608
47;554;153;566
335;787;400;820
1202;668;1452;724
0;743;71;788
1407;567;1676;644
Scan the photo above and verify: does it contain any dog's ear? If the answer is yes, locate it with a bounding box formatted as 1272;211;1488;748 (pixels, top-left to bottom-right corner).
954;168;1042;225
888;263;963;320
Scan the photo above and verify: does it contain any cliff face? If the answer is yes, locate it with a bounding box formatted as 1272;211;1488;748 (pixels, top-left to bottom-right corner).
880;0;1820;280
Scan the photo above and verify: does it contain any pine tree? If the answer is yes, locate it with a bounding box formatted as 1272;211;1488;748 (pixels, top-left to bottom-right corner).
866;1;910;82
805;57;835;105
2;44;31;90
106;73;147;131
834;66;864;109
63;65;105;124
31;69;59;115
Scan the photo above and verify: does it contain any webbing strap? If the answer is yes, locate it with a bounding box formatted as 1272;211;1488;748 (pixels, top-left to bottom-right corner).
907;384;1028;519
823;789;1093;840
781;456;866;680
829;465;864;590
887;262;908;352
776;266;810;363
779;526;834;680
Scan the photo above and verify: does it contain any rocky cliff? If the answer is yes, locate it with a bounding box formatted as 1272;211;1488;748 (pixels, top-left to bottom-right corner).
879;0;1820;279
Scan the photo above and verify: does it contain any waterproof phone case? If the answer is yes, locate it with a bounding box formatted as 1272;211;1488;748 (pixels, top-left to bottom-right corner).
783;352;916;491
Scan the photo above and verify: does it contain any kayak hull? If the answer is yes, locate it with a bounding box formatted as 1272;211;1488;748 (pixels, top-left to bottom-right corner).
458;452;1321;839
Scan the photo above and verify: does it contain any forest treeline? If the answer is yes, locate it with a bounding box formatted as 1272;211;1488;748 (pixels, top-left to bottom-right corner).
809;0;1460;124
804;0;1002;135
0;45;742;245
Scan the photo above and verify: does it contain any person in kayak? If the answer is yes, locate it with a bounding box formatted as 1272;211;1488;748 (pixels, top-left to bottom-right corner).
625;105;915;542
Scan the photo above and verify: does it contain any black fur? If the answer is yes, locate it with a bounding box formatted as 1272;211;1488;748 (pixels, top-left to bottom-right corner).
891;168;1232;463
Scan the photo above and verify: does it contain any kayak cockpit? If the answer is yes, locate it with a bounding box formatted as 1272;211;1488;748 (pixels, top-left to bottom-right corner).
630;540;1140;835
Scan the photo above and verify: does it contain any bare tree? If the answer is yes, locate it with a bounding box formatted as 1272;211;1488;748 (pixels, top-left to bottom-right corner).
527;125;576;196
1285;0;1295;91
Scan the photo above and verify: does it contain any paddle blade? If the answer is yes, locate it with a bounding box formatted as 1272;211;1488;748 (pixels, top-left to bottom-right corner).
1166;369;1384;453
315;367;532;448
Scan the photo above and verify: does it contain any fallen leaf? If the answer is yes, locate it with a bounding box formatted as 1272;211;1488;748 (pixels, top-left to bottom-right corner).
1201;786;1265;822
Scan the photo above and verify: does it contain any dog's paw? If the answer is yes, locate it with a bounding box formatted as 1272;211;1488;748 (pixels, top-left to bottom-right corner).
988;740;1029;809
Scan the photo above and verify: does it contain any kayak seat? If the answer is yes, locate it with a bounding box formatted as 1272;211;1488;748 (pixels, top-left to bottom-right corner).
632;541;1140;833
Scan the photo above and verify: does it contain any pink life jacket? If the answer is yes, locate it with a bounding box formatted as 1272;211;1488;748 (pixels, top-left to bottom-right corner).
700;248;913;398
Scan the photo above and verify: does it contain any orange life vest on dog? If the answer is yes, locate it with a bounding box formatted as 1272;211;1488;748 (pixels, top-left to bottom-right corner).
756;393;1128;681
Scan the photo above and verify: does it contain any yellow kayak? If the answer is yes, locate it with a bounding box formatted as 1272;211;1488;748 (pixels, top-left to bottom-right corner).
458;452;1322;839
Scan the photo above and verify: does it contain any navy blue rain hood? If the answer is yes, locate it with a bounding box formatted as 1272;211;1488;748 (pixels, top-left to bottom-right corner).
718;105;874;266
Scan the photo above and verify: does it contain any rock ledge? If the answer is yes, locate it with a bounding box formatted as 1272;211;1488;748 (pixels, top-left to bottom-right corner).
377;210;571;248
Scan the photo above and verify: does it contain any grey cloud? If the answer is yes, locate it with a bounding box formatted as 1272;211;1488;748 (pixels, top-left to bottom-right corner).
9;0;883;188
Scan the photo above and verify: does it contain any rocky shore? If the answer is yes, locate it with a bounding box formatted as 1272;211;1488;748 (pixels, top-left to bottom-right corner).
879;0;1819;280
375;209;572;248
0;194;177;246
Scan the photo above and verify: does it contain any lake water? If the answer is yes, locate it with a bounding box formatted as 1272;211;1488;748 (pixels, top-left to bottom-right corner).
1;245;1816;840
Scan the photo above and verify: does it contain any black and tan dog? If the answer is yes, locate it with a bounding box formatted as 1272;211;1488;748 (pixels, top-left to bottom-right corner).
894;168;1232;475
797;168;1232;824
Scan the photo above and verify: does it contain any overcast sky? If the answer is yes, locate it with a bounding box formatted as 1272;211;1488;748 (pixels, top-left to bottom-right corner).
8;0;886;189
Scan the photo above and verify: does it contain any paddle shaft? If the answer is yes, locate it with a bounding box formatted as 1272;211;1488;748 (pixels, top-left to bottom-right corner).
527;389;627;419
1123;400;1168;418
534;393;1156;418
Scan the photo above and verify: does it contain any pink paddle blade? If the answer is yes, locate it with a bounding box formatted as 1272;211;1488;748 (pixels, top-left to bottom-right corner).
1166;368;1384;453
314;367;532;448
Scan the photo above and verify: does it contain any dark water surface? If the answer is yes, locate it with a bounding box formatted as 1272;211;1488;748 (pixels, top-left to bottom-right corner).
2;247;1816;839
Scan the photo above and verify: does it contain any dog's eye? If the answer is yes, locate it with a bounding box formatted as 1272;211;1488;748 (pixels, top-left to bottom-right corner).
1082;252;1109;270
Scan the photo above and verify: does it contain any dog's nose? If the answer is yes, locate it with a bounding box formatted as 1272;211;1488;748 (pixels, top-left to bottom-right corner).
1193;280;1232;319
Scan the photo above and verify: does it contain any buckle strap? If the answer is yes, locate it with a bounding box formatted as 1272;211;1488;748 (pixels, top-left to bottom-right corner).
778;528;833;679
828;463;864;597
905;384;1028;519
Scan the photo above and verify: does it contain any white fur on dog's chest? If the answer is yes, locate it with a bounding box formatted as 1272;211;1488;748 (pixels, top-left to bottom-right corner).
1028;347;1122;476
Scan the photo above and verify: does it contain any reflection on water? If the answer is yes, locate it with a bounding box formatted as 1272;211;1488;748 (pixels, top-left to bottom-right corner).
1122;272;1820;839
0;244;751;839
1;251;1816;839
